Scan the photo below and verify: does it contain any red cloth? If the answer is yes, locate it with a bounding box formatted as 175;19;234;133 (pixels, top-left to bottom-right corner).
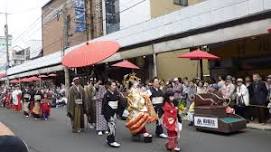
166;130;178;150
40;100;50;114
12;95;22;111
17;95;22;111
162;101;178;131
4;94;12;109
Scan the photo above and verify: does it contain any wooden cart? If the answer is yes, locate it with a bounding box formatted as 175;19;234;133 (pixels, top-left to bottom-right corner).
193;93;246;133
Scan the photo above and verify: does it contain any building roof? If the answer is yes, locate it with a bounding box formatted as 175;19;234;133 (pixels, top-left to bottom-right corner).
42;0;54;8
7;0;271;76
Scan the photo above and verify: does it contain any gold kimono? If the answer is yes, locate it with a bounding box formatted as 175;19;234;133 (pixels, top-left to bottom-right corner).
126;88;157;134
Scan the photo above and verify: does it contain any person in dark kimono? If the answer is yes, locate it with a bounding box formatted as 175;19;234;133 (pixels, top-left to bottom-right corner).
102;81;122;148
148;77;167;138
250;74;269;123
84;79;96;129
32;89;43;120
67;77;86;133
22;86;31;118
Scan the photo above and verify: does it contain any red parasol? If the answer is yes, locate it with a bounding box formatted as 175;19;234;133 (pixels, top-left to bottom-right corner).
38;75;48;78
62;41;120;68
21;77;33;83
0;73;6;79
177;49;219;60
177;49;220;79
111;60;140;69
21;78;29;83
28;76;41;82
10;79;20;83
48;73;57;77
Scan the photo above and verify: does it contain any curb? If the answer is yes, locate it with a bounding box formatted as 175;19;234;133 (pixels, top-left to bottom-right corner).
246;123;271;131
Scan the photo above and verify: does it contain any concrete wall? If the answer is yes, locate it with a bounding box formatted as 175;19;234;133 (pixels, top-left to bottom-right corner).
149;0;181;18
119;0;151;29
157;49;209;80
95;0;271;49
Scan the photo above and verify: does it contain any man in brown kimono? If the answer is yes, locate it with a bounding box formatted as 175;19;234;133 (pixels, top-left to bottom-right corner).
84;79;96;129
67;77;86;133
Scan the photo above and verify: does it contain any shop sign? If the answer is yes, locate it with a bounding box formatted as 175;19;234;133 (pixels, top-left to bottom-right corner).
194;116;218;128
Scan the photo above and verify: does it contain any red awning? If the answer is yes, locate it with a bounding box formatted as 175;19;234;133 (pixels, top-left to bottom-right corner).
177;49;220;60
62;41;120;68
48;73;57;77
38;75;48;78
111;60;140;69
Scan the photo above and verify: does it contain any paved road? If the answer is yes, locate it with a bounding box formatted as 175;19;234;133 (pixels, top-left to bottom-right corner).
0;107;271;152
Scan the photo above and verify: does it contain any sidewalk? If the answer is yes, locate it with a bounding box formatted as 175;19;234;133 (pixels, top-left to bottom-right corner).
247;121;271;131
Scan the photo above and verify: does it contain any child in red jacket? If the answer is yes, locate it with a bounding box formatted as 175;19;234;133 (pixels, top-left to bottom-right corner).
40;94;51;120
162;91;182;152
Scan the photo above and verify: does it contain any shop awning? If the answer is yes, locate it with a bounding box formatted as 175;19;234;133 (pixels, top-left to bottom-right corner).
111;60;140;69
8;65;63;80
62;41;120;68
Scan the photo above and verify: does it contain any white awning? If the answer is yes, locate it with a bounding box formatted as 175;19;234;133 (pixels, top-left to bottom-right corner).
7;51;62;76
8;65;63;79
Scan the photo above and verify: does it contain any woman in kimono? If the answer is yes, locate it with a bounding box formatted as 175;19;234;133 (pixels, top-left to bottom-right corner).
11;86;22;112
124;74;157;143
94;80;108;136
32;89;43;119
102;81;123;148
22;87;31;118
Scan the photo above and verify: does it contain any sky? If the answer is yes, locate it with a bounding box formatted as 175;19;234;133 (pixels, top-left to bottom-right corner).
0;0;50;47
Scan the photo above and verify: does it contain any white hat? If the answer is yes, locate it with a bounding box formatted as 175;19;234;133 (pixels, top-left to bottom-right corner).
73;77;79;81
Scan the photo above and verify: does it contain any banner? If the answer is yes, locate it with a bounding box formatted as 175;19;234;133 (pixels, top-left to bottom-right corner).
72;0;86;32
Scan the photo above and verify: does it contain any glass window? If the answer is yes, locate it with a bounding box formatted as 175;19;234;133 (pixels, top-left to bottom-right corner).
174;0;188;6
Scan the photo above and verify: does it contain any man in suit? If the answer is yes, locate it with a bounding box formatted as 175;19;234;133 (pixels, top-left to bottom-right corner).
250;74;268;123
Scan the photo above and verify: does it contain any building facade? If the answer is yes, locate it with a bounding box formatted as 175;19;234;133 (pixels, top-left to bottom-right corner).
42;0;202;55
119;0;204;30
42;0;104;55
10;46;30;67
7;0;271;82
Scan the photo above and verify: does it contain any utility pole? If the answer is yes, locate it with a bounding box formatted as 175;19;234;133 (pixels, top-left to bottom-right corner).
4;13;9;70
62;3;70;97
84;0;90;41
